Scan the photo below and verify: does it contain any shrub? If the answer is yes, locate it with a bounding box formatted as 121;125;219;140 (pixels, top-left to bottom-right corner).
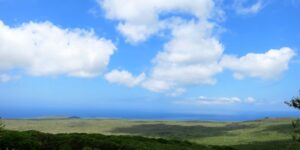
0;130;236;150
285;90;300;142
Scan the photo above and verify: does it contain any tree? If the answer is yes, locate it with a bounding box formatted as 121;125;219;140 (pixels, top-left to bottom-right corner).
285;90;300;109
285;90;300;142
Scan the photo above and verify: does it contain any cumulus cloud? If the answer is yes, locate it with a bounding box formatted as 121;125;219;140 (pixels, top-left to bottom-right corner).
221;47;295;80
0;20;116;78
142;21;223;93
105;70;145;87
99;0;215;43
100;0;295;96
100;0;224;94
233;0;264;15
137;46;295;94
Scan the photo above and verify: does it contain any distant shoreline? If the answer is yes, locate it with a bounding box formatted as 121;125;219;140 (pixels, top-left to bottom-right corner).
1;109;299;121
2;116;299;123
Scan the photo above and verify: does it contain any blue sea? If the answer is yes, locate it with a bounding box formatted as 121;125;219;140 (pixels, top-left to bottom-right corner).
1;107;299;121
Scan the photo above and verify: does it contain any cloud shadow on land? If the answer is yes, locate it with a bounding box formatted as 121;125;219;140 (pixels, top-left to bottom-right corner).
111;123;257;139
259;124;293;134
232;140;300;150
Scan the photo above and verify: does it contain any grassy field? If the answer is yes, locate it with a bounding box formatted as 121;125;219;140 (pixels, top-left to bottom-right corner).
3;117;297;146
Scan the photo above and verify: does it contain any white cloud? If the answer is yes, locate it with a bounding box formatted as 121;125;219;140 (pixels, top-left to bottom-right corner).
114;21;224;95
0;20;116;78
141;78;171;93
143;21;223;93
0;74;20;83
117;46;295;94
99;0;215;43
245;97;256;104
100;0;295;96
175;96;257;105
100;0;224;94
116;23;159;44
233;0;264;15
105;70;145;87
176;96;241;105
221;47;295;80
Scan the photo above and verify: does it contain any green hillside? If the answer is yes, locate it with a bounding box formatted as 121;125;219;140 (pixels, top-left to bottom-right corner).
1;130;300;150
2;117;298;146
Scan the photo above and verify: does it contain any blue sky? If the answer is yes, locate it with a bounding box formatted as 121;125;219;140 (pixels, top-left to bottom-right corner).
0;0;300;119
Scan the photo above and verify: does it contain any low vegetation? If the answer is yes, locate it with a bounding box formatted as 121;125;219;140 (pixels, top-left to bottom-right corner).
1;129;300;150
3;118;296;145
2;118;300;149
0;130;235;150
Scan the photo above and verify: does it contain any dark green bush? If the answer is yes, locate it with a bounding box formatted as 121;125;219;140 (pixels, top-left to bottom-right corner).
0;130;236;150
